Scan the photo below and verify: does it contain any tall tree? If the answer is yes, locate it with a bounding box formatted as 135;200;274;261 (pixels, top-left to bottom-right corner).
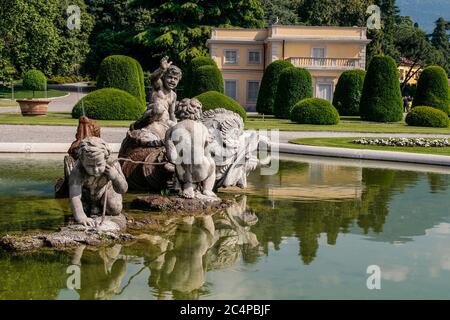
394;16;446;89
133;0;265;65
260;0;301;26
0;0;93;77
83;0;153;75
297;0;371;27
430;17;449;73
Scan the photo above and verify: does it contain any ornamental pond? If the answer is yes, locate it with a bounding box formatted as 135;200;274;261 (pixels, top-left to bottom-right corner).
1;153;450;299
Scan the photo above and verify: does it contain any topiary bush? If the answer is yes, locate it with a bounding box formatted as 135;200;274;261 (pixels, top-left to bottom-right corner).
405;106;449;128
256;60;293;115
23;70;47;93
359;55;403;122
190;65;224;97
184;56;217;97
290;98;340;125
412;66;450;115
96;55;146;105
72;88;145;120
274;67;312;119
195;90;247;121
332;69;366;116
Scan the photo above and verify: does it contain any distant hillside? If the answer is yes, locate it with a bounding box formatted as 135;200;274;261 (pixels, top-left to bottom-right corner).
397;0;450;33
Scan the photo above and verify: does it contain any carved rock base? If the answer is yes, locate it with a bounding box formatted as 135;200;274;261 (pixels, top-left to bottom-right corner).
131;195;235;213
0;214;133;252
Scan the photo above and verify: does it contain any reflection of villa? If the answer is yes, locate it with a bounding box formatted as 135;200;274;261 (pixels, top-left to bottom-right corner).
240;163;363;200
207;25;370;110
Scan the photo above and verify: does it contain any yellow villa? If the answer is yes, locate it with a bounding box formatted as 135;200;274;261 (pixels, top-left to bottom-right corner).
398;58;421;85
206;25;371;111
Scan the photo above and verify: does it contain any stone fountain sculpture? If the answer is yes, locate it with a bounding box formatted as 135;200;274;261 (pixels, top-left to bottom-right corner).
118;56;266;198
68;136;128;227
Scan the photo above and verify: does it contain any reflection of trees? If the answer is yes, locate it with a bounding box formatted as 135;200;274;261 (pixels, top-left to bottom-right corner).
427;173;450;193
0;250;68;299
248;167;426;265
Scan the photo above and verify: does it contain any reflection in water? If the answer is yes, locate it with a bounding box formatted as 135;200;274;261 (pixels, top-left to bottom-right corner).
1;155;450;299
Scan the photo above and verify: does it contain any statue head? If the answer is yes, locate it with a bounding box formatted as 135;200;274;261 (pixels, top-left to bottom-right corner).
77;137;112;177
175;98;202;121
163;65;182;90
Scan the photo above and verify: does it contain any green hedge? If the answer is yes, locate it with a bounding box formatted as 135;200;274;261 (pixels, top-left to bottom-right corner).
256;60;293;115
190;65;224;97
184;56;216;97
22;70;47;92
412;66;450;115
96;55;146;105
405;106;449;128
359;55;403;122
332;69;366;116
274;67;312;119
290;98;340;125
195;90;247;121
72;88;145;120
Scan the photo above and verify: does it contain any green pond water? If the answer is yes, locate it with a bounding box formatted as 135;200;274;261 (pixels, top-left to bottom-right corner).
1;153;450;300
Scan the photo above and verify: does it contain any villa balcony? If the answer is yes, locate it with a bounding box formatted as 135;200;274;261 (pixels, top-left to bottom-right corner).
288;57;362;70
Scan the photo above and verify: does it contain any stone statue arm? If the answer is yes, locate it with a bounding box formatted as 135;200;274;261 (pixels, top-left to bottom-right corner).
105;162;128;194
69;164;95;227
151;56;172;91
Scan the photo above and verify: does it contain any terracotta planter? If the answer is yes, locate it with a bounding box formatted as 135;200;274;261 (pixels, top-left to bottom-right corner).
17;99;51;116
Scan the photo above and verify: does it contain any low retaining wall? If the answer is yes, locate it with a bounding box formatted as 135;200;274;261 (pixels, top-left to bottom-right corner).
1;142;449;167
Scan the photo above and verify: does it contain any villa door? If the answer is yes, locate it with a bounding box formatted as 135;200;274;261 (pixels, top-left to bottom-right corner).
317;83;333;102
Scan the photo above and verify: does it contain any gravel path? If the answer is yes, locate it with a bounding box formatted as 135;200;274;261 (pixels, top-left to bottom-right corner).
0;92;86;113
1;125;449;144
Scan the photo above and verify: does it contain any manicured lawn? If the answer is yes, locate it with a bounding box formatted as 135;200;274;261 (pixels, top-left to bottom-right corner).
290;137;450;156
0;112;133;127
245;117;450;134
0;112;450;136
0;87;68;99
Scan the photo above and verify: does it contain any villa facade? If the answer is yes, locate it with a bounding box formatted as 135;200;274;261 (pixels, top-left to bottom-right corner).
206;25;370;111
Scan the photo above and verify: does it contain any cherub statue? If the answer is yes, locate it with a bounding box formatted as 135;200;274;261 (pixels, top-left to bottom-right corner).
165;98;217;199
144;56;182;127
69;137;128;227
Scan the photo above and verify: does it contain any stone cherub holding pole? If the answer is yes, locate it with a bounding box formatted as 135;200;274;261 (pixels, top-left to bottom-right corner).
69;137;128;227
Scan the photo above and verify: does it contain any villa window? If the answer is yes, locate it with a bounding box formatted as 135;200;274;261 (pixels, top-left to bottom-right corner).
224;50;238;64
225;80;238;100
312;47;326;66
248;50;261;64
247;81;260;103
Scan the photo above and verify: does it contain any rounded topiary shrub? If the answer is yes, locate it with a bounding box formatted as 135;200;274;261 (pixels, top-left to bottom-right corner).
72;88;145;120
405;106;449;128
332;69;366;116
190;65;224;97
184;56;217;97
290;98;340;125
359;55;403;122
256;60;293;115
195;90;247;121
274;67;312;119
413;66;450;115
96;55;146;105
23;70;47;92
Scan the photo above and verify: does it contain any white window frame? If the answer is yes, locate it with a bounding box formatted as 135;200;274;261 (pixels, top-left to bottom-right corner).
311;47;326;66
224;79;238;101
247;49;262;65
224;49;239;65
246;80;260;103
